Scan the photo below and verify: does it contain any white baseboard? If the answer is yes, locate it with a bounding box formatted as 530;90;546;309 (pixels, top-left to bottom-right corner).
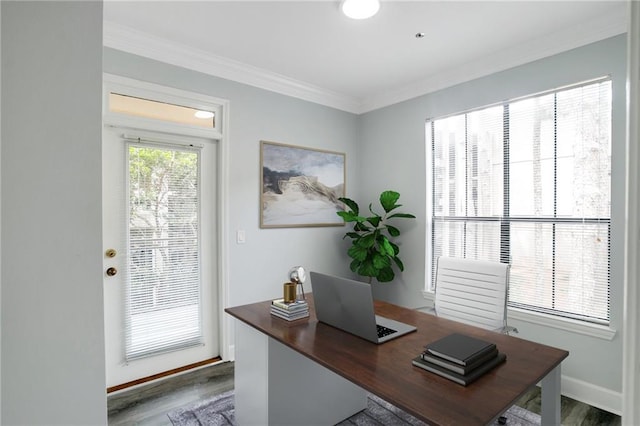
562;375;622;416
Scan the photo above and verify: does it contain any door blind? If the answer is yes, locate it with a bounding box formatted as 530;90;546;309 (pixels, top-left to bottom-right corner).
125;142;203;360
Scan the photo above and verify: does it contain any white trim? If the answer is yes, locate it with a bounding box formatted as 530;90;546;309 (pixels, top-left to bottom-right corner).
217;98;232;363
420;291;616;340
103;73;224;140
508;308;616;341
102;73;233;363
104;9;626;115
622;2;640;425
562;375;622;417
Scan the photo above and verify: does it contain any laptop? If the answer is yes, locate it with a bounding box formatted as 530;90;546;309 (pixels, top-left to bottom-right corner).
310;271;417;344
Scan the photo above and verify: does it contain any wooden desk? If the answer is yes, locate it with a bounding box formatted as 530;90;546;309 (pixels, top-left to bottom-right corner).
226;295;568;426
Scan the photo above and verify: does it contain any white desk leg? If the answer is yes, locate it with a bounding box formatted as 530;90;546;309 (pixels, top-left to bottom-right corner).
540;365;561;425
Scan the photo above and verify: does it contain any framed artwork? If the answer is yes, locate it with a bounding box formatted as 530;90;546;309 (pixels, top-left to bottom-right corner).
260;140;346;228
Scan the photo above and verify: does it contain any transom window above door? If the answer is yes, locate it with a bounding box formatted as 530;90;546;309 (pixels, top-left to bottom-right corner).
103;74;225;139
109;93;215;129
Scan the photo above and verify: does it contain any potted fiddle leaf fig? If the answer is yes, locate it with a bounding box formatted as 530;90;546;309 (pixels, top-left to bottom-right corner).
337;190;416;283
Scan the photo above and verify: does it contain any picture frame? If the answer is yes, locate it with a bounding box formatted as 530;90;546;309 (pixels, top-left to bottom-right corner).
260;140;346;228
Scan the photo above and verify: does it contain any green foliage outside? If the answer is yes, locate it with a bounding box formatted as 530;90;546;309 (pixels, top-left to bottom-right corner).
337;190;416;283
128;146;199;310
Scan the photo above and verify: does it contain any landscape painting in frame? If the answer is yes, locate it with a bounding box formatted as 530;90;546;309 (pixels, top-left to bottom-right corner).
261;141;345;228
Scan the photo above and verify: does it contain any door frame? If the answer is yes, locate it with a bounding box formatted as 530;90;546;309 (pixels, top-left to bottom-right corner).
102;73;232;363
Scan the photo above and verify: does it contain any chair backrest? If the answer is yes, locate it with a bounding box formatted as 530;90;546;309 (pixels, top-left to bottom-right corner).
434;256;510;332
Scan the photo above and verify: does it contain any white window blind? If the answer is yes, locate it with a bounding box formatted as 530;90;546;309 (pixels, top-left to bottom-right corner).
427;78;611;325
126;142;203;360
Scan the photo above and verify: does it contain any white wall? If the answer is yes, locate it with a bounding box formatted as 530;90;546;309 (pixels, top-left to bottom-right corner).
1;2;106;424
359;35;627;413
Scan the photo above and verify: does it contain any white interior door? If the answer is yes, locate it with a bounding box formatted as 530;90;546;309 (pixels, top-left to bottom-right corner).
103;125;219;388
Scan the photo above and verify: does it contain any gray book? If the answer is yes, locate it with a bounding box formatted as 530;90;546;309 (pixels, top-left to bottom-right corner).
412;352;507;386
421;347;499;375
425;333;496;366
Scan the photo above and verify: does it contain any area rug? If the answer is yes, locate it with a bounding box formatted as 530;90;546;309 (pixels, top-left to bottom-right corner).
167;390;541;425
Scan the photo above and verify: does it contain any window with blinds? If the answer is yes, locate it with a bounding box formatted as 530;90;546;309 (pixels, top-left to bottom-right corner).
126;143;203;360
427;78;611;325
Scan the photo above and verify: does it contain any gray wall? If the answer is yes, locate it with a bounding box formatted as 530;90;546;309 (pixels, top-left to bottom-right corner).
360;35;627;403
103;48;360;308
1;2;106;425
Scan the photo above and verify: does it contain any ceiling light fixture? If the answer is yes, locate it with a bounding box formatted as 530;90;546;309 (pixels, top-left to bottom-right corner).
341;0;380;20
194;110;214;119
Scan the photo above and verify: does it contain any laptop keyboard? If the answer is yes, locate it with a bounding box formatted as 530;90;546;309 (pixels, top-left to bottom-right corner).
377;324;397;338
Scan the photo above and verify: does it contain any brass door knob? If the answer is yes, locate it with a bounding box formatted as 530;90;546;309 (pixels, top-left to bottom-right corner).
106;267;118;277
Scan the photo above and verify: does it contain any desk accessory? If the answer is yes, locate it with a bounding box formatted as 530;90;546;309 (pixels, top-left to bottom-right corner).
288;265;307;302
412;352;506;386
283;282;297;303
413;332;505;385
425;333;496;366
270;298;309;321
420;347;499;375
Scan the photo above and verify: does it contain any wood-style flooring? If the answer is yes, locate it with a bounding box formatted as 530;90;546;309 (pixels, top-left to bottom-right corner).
108;361;621;425
108;361;234;425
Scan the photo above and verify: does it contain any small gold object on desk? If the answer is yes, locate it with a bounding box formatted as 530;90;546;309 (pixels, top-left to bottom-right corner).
283;282;297;303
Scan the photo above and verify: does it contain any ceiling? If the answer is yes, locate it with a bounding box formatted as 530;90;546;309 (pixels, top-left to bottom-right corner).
103;1;628;114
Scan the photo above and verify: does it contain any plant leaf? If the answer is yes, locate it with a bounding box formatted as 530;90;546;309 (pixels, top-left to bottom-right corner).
392;256;404;271
367;215;382;228
348;245;368;261
390;241;400;256
350;259;361;273
337;211;363;222
379;236;395;256
343;232;361;240
359;260;378;277
380;190;400;213
354;222;372;232
386;225;400;237
338;197;359;215
373;252;391;269
377;267;395;282
388;213;416;219
358;233;376;248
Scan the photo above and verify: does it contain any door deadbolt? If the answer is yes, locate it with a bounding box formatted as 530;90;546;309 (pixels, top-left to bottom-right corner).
106;267;118;277
105;248;117;258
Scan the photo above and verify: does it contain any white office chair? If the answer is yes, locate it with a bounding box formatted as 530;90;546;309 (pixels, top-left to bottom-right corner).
433;256;517;335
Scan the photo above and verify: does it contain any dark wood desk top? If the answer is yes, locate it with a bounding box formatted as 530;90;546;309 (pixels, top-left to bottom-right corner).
226;295;568;426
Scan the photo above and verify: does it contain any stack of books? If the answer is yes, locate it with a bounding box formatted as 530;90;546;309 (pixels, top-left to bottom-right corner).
270;298;309;321
412;333;506;386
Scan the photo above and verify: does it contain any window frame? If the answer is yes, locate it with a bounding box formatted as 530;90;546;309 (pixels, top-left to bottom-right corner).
425;77;612;327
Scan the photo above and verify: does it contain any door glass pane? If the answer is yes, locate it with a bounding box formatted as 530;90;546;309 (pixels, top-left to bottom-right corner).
126;144;202;360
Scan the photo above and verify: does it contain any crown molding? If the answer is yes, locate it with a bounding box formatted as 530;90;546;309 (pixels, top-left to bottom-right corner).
104;8;627;116
103;21;363;114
